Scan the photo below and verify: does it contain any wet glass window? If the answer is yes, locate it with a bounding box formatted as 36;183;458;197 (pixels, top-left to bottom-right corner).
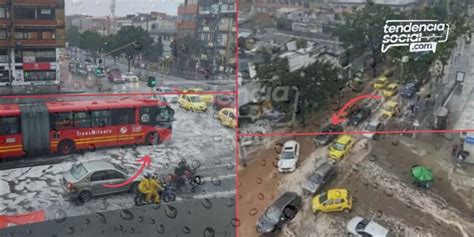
91;110;112;127
90;171;108;182
51;112;73;130
0;117;21;135
106;170;125;180
74;111;91;129
111;109;135;125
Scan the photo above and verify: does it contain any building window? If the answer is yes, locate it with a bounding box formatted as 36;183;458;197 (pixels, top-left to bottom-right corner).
0;29;6;40
0;7;9;18
24;70;56;82
14;7;36;20
37;8;55;20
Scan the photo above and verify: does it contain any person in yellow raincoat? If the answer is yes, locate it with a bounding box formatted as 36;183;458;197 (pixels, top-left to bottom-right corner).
149;173;164;204
138;172;154;203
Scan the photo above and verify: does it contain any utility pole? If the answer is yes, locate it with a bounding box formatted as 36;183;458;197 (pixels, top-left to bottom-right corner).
8;0;15;93
212;3;221;80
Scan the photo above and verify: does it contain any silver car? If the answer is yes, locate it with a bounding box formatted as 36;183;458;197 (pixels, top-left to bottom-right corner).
301;162;336;195
346;216;394;237
61;160;139;202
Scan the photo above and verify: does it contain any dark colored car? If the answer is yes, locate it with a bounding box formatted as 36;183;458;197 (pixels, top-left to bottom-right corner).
256;192;302;235
348;108;371;126
214;95;235;111
314;124;344;146
301;162;336;195
400;81;421;98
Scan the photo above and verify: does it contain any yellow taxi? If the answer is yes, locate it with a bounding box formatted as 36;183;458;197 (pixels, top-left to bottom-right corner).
373;76;389;90
312;189;353;214
217;108;237;128
382;100;400;118
383;83;399;97
328;135;355;160
178;94;208;112
183;88;214;104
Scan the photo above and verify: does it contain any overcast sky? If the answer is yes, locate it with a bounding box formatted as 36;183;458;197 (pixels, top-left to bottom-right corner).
66;0;183;17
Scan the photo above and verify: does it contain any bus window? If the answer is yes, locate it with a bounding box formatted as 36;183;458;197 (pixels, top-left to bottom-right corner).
74;111;91;129
111;109;135;125
139;107;156;125
0;117;21;135
51;112;73;130
91;110;112;128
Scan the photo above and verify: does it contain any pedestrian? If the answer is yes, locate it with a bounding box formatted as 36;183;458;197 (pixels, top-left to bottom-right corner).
452;143;459;157
416;93;421;103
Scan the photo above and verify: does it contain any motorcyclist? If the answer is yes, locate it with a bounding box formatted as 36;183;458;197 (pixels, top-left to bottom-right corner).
138;172;153;203
149;173;164;204
174;159;187;177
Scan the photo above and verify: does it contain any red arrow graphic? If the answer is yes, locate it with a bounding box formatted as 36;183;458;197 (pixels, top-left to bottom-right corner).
331;94;382;125
102;155;152;188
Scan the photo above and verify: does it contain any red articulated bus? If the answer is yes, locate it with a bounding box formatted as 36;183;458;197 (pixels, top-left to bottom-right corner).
0;98;175;159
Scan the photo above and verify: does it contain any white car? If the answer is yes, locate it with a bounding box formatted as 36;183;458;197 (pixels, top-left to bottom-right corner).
278;140;300;173
123;72;139;82
346;216;394;237
157;86;179;103
363;120;383;140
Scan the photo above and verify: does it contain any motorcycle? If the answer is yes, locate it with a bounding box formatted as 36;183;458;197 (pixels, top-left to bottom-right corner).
167;166;202;193
134;183;177;206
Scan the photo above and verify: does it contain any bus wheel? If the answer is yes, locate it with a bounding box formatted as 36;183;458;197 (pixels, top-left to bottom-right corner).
145;132;160;146
58;140;75;155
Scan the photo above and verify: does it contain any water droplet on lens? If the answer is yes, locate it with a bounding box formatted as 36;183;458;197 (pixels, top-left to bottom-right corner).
118;225;124;231
260;160;267;166
256;177;263;184
95;213;107;224
138;216;144;222
226;162;234;170
54;209;67;223
249;208;258;216
238;194;242;199
153;203;161;210
165;205;178;219
112;227;117;232
183;226;191;234
269;194;275;199
84;218;90;224
157;224;165;233
120;209;134;221
272;173;278;179
203;227;215;237
225;197;235;207
66;227;74;234
258;193;264;200
202;198;213;209
211;176;221;186
130;227;135;233
192;160;201;169
150;218;156;224
100;200;109;210
214;159;222;165
79;228;83;233
25;230;32;235
231;218;240;227
225;139;233;146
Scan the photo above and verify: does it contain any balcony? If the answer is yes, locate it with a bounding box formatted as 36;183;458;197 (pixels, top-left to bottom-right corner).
176;21;196;30
14;19;58;27
14;0;57;6
15;39;59;47
178;5;198;15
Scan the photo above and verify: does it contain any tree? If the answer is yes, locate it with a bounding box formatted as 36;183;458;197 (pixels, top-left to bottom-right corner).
334;1;398;77
65;25;81;47
256;58;342;118
296;39;307;49
144;40;163;63
113;26;154;72
78;30;104;59
172;35;200;71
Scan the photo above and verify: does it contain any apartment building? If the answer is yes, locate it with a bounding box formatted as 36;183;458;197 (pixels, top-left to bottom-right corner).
197;0;236;73
177;0;199;38
0;0;65;86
